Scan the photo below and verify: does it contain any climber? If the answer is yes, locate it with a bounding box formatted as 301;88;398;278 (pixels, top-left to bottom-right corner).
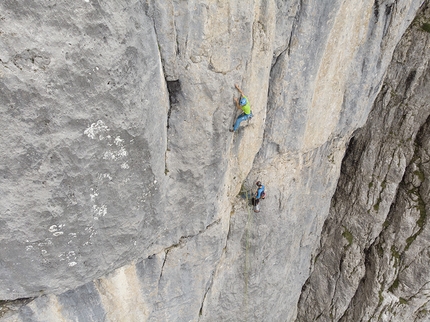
230;84;253;132
252;181;265;213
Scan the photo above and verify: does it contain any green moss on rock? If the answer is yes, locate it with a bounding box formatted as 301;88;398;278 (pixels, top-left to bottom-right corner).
388;278;400;293
342;227;353;249
422;23;430;33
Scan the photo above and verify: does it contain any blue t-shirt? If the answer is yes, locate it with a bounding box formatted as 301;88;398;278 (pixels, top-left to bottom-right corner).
256;185;265;199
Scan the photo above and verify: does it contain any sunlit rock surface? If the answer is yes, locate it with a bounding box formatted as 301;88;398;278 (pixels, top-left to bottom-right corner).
0;0;426;321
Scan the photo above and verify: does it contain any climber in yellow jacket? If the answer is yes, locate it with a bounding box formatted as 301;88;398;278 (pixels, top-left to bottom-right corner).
230;84;253;132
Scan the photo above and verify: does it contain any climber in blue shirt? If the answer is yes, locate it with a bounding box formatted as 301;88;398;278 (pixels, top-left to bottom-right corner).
253;181;265;213
255;181;265;200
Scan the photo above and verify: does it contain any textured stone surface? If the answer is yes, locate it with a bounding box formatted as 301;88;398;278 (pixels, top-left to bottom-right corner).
0;0;170;298
0;0;427;321
297;2;430;321
204;0;425;320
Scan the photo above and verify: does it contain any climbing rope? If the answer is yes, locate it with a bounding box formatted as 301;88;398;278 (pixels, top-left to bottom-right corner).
243;188;254;319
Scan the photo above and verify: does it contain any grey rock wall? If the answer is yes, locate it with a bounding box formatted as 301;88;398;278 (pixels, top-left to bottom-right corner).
208;0;425;320
297;2;430;321
0;0;426;321
0;0;169;299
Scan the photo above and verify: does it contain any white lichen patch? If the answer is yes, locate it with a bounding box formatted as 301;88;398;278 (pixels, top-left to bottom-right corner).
103;146;127;161
68;262;77;267
84;120;109;140
121;162;130;169
84;121;129;166
114;136;124;146
98;173;113;181
90;192;98;202
49;224;65;237
93;204;107;218
59;250;78;266
49;225;58;233
83;226;97;246
118;147;127;157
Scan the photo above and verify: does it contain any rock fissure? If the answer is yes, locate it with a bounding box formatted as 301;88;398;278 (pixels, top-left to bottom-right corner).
159;250;168;280
286;0;303;56
328;273;342;319
0;298;35;315
407;280;430;301
166;79;181;130
162;217;223;255
196;204;233;320
198;270;214;318
382;2;396;38
270;48;288;71
173;18;180;57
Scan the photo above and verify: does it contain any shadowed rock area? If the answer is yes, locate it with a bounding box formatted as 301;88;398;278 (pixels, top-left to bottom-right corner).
297;2;430;321
0;0;428;321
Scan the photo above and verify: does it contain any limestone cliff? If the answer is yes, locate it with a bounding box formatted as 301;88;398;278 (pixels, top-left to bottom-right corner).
0;0;427;321
297;2;430;321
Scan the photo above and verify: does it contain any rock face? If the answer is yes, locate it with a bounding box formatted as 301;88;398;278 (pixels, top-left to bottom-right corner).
0;0;169;298
0;0;427;321
297;3;430;321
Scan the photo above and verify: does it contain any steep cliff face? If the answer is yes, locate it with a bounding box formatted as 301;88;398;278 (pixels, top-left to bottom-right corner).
0;0;169;297
297;3;430;321
0;0;426;321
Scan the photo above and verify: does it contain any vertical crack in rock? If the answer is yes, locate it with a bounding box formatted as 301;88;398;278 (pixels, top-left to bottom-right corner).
158;250;168;281
198;215;232;320
153;218;225;320
270;0;303;69
382;2;396;38
144;0;176;179
328;255;345;318
286;0;303;56
166;80;181;129
173;18;180;57
145;0;178;80
198;271;215;318
165;79;181;175
144;2;165;75
404;70;417;95
402;115;430;253
374;0;380;23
